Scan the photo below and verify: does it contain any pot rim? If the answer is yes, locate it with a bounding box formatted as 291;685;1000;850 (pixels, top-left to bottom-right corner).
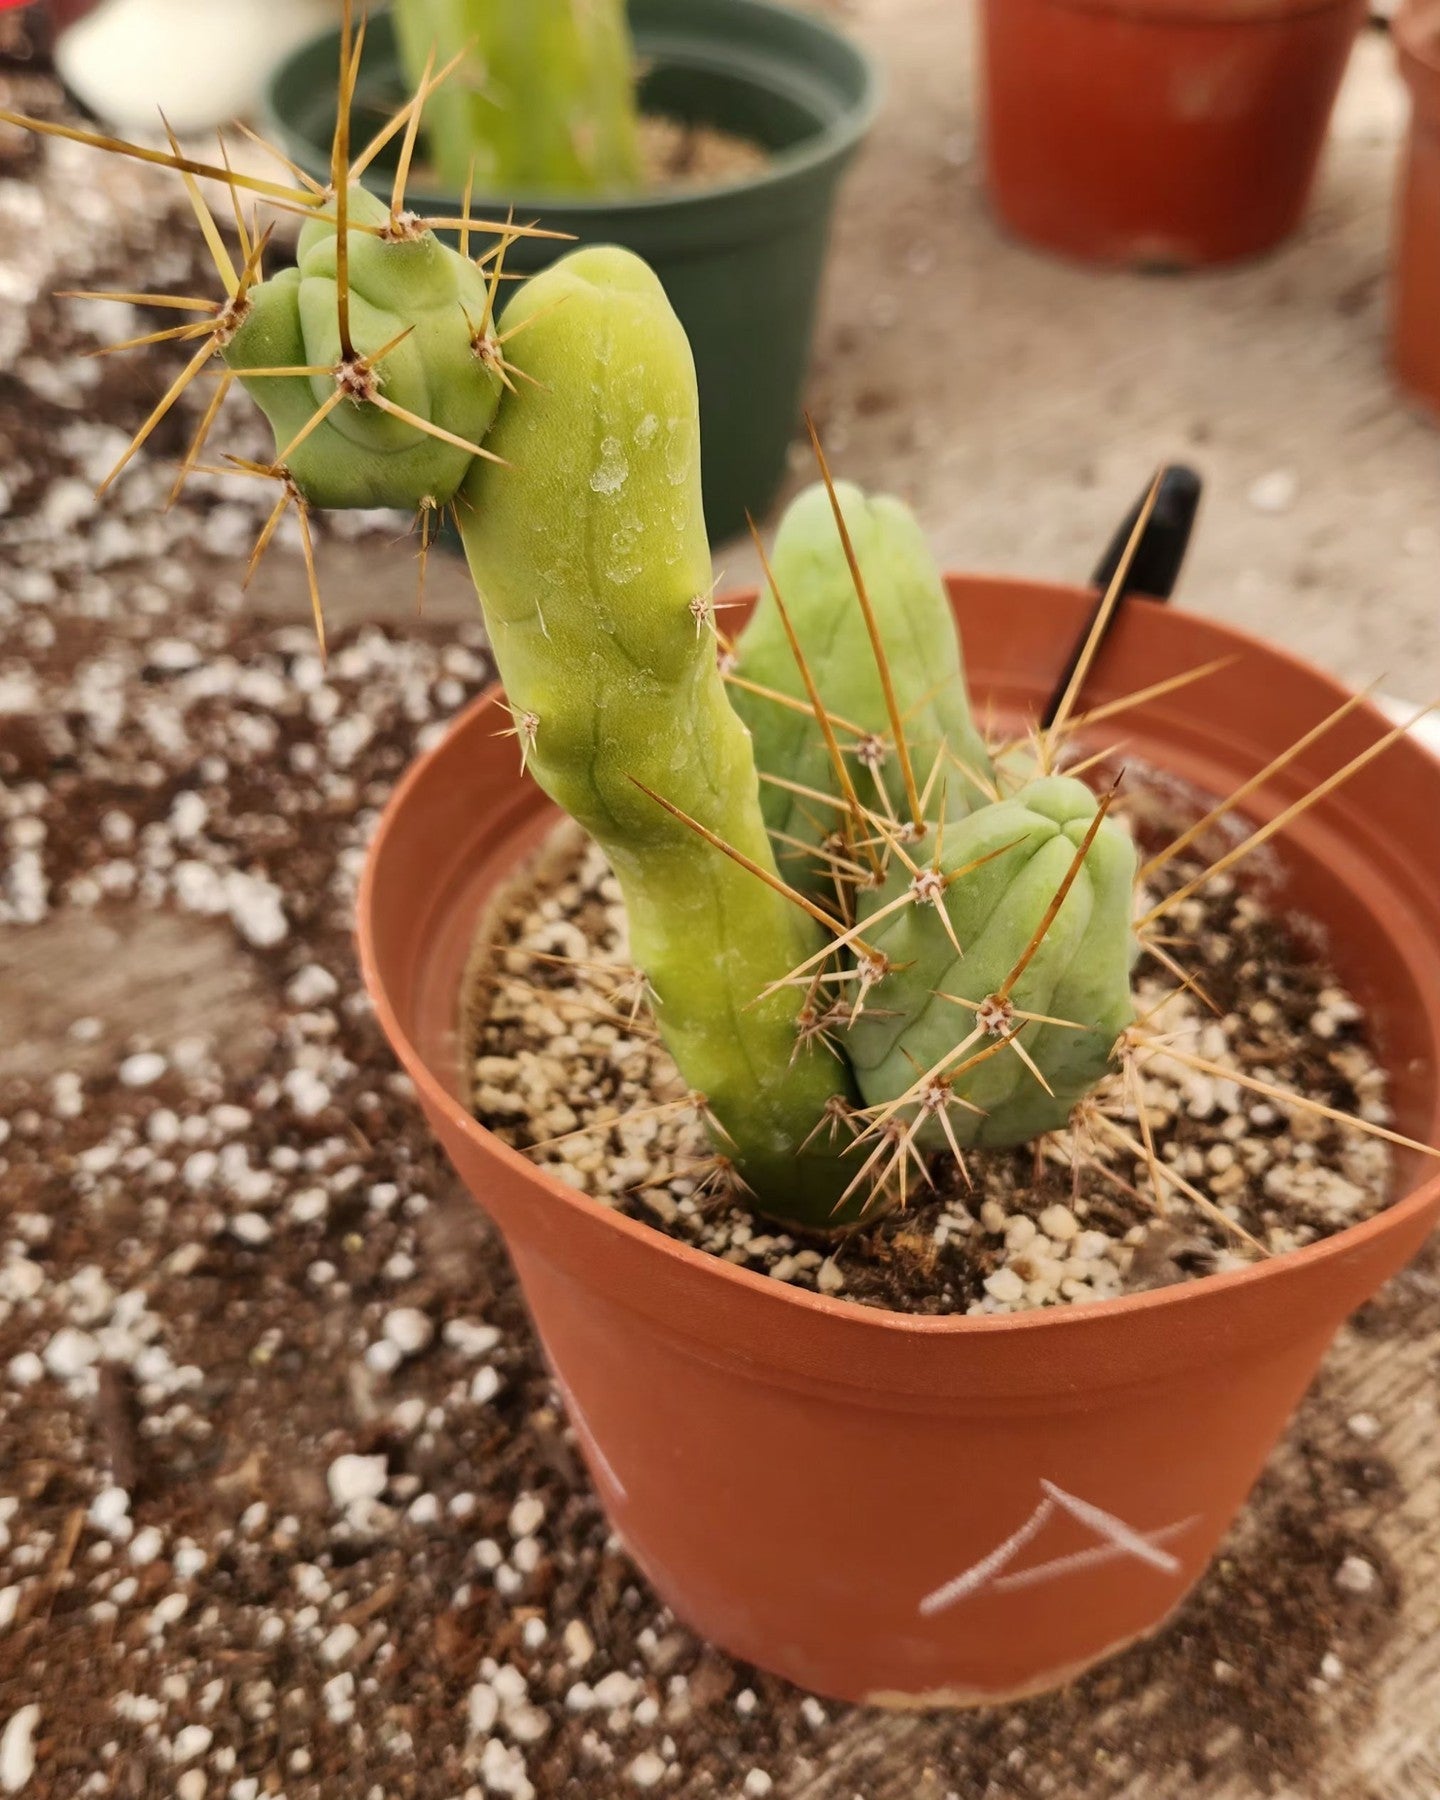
265;0;883;225
357;577;1440;1345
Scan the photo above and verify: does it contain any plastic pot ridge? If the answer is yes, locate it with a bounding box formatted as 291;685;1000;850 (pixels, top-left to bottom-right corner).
358;579;1440;1705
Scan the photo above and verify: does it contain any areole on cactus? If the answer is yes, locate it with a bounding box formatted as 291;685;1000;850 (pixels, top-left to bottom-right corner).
8;10;1429;1244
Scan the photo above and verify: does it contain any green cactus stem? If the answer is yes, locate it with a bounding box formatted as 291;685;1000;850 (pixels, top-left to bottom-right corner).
456;245;861;1226
392;0;643;196
844;775;1137;1149
221;186;505;512
730;479;996;896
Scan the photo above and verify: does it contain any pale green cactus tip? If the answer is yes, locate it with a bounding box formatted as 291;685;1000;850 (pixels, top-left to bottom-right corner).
393;0;644;197
4;45;1152;1236
730;467;998;897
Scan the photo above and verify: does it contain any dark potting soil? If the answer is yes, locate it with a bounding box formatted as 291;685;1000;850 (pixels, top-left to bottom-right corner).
467;816;1395;1318
0;54;1429;1800
406;117;769;202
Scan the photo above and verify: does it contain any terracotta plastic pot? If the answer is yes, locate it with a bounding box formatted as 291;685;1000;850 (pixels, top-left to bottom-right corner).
978;0;1367;268
1394;0;1440;418
358;579;1440;1705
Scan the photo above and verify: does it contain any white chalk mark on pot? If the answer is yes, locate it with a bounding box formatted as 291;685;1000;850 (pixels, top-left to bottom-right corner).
553;1370;629;1503
1036;1478;1191;1574
992;1516;1199;1594
918;1482;1199;1617
918;1495;1060;1615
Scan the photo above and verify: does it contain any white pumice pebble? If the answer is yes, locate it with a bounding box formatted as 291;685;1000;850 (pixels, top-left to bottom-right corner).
327;1454;388;1511
320;1623;360;1664
508;1494;545;1538
1335;1555;1378;1595
0;1706;40;1794
626;1750;668;1788
470;1366;503;1404
382;1308;434;1357
118;1051;166;1087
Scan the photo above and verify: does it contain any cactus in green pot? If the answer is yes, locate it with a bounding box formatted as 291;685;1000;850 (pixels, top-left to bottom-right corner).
392;0;643;195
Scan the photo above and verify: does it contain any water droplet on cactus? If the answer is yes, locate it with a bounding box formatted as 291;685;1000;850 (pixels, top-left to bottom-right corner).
590;435;629;495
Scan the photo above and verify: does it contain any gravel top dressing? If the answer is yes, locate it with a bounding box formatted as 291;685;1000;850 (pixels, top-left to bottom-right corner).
0;34;1427;1800
468;819;1393;1316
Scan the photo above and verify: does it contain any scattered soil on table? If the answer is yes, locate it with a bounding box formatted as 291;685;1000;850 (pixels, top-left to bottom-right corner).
467;817;1394;1316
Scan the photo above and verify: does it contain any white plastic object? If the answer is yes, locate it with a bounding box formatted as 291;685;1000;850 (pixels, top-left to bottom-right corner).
55;0;338;135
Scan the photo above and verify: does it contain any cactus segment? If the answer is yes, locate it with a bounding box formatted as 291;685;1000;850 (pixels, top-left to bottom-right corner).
221;186;504;511
845;776;1137;1148
455;246;861;1226
731;481;996;894
392;0;643;196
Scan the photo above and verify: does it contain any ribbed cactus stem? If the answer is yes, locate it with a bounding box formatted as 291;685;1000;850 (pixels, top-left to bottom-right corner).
392;0;643;195
731;481;997;896
845;776;1137;1147
207;184;1142;1224
456;246;861;1227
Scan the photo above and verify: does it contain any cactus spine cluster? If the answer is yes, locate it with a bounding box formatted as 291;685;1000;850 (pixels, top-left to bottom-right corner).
231;185;504;510
392;0;643;195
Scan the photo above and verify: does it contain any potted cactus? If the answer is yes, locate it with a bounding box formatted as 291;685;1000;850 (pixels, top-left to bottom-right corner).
5;34;1440;1706
979;0;1368;267
263;0;879;541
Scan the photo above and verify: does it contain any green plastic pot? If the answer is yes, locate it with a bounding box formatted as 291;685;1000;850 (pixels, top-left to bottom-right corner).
265;0;879;542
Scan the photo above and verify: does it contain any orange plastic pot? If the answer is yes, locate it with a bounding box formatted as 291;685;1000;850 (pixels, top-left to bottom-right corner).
358;579;1440;1705
979;0;1367;267
1394;1;1440;417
